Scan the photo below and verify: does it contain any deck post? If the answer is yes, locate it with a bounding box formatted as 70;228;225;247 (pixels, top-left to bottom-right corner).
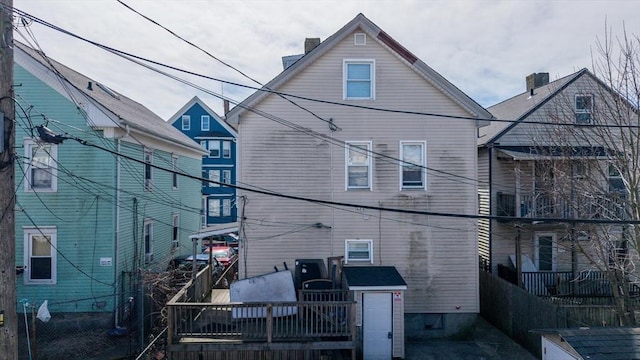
266;304;273;343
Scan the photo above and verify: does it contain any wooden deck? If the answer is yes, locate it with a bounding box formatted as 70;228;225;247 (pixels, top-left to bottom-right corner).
166;267;356;359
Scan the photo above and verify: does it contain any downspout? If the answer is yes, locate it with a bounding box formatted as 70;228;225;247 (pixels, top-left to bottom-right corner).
488;145;493;271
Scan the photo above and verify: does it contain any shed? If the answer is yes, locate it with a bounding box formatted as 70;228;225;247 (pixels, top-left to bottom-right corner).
537;327;640;359
343;266;407;359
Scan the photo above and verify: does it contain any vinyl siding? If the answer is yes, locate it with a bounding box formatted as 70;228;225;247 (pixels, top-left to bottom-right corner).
238;30;480;314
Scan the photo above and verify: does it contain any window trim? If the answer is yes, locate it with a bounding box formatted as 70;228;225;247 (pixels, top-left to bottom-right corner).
399;141;427;191
345;141;373;190
24;139;58;193
345;239;373;264
575;94;594;124
144;219;153;264
24;226;57;285
172;155;179;189
209;140;221;158
209;169;221;187
144;149;153;191
222;169;231;184
201;115;210;131
181;115;191;130
208;198;221;217
222;140;231;159
343;59;375;100
222;198;231;217
172;213;180;249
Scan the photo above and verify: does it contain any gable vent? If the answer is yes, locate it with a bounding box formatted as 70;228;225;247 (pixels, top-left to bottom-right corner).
354;33;366;46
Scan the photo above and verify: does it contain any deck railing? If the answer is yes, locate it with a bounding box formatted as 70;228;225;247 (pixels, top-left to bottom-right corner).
497;192;626;221
167;300;355;344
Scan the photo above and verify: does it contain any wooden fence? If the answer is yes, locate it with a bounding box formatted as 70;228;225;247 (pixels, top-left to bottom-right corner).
480;270;625;358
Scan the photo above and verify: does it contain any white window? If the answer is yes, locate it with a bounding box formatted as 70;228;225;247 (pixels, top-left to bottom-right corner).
181;115;190;130
209;170;220;187
575;94;593;124
222;199;231;217
222;141;231;158
345;239;373;264
201;115;210;131
24;139;57;192
172;213;179;249
343;60;375;99
208;198;221;217
346;141;372;190
144;220;153;263
24;227;57;284
200;140;207;150
172;155;178;189
144;150;153;191
400;141;427;190
608;164;625;193
209;140;220;158
222;170;231;184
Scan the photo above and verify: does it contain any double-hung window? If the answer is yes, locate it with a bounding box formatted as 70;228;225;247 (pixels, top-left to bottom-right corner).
209;170;220;187
172;213;179;249
346;141;372;190
344;60;375;99
222;141;231;158
222;170;231;184
144;220;153;263
172;155;178;189
201;115;210;131
208;198;221;217
608;164;625;193
24;227;57;284
209;140;220;158
222;199;231;217
345;239;373;264
575;94;593;124
181;115;190;130
24;139;57;192
144;150;153;191
400;141;427;190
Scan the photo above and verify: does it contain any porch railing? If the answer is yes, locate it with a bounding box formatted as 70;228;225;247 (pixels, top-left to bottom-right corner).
497;265;640;297
497;192;626;221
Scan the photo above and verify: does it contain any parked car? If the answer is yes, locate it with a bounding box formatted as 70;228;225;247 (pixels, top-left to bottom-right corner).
167;254;225;281
203;246;237;268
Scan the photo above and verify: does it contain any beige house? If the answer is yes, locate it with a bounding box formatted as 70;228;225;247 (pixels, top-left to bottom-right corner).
478;69;639;299
226;13;492;344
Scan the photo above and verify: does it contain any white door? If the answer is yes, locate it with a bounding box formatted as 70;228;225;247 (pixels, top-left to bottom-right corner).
363;292;392;360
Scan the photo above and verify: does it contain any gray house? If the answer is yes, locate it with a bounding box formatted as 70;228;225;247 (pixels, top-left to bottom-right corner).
226;13;492;356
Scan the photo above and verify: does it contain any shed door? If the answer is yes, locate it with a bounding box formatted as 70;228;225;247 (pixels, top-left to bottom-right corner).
363;292;392;359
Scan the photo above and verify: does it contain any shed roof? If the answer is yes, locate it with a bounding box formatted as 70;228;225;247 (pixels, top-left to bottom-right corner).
342;266;407;290
539;327;640;359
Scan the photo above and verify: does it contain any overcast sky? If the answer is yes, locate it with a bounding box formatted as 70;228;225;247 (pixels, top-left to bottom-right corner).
12;0;640;120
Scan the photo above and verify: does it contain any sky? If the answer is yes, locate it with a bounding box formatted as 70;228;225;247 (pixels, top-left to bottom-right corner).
11;0;640;121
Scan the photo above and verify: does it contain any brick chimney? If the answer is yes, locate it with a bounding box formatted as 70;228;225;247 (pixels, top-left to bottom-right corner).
526;73;549;93
304;38;321;54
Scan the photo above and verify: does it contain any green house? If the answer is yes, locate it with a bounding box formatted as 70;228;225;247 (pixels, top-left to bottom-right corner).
13;42;205;326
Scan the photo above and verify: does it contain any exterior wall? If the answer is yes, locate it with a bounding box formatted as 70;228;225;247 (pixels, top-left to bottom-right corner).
14;63;204;315
14;64;117;313
236;29;481;335
170;101;237;225
478;147;490;268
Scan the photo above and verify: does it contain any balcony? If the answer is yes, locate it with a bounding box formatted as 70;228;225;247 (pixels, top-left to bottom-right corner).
497;192;626;221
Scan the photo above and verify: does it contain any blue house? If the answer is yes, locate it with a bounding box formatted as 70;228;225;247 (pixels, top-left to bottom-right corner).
13;42;205;328
169;97;238;226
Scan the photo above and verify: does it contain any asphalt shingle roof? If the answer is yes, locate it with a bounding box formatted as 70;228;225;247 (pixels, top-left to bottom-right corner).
551;327;640;359
342;266;407;288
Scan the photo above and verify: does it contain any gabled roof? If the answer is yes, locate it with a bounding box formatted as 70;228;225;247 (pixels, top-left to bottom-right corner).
479;69;587;146
168;96;237;136
539;327;640;359
14;41;204;154
227;13;492;125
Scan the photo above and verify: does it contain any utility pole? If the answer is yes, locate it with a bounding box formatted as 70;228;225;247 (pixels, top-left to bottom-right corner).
0;0;17;358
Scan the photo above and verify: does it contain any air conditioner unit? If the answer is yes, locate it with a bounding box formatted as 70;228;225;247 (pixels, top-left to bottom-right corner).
145;253;154;263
